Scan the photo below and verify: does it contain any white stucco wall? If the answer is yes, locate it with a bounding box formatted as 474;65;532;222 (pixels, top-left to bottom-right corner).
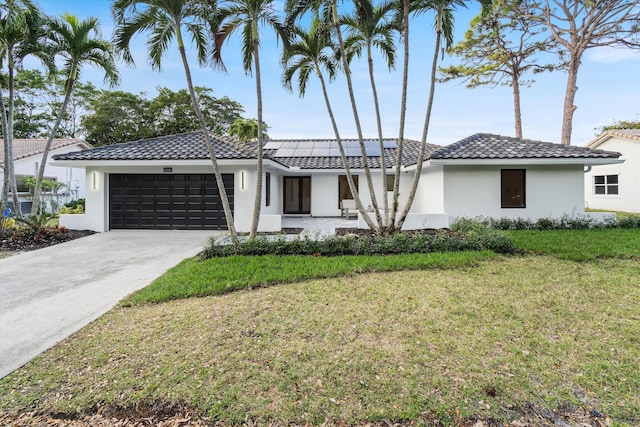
584;138;639;213
81;164;257;232
443;164;586;221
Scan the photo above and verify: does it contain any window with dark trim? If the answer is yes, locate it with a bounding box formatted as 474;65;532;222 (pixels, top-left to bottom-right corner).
265;172;271;206
501;169;526;208
338;175;358;208
594;175;618;195
386;174;395;192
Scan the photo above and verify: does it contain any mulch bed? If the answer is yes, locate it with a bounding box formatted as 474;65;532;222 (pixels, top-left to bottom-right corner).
0;227;95;252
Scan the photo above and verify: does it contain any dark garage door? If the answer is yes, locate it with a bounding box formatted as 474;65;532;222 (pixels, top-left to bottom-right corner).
109;174;233;230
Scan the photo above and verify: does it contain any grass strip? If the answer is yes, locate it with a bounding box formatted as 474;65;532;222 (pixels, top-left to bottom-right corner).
123;251;497;305
504;228;640;261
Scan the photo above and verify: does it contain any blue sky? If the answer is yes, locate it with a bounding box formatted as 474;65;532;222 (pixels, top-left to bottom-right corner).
34;0;640;146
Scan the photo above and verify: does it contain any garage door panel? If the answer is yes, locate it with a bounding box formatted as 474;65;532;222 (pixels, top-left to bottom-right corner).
109;174;232;230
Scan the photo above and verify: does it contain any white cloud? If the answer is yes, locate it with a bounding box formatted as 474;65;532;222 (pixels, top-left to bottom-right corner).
587;47;640;64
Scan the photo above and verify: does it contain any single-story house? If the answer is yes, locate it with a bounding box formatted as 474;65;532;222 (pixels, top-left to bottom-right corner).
51;132;622;232
584;129;640;213
1;138;92;213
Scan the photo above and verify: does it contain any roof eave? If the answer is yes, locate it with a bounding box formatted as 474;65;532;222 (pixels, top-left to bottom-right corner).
428;158;623;166
50;158;260;167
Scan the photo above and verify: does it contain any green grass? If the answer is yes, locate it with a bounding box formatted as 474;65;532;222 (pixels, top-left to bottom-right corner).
1;256;638;425
1;228;639;425
123;251;497;305
504;228;640;261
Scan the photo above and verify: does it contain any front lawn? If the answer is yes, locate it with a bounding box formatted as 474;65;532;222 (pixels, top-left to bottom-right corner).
1;228;639;426
504;228;640;261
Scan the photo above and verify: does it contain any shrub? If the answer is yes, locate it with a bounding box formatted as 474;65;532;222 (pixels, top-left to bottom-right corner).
455;214;640;231
59;205;84;214
64;199;85;210
201;227;514;260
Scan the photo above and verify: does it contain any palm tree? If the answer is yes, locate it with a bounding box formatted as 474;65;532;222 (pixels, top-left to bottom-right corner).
31;14;119;214
286;0;384;230
0;0;51;217
112;0;239;246
212;0;289;239
282;19;376;229
342;0;398;227
394;0;491;229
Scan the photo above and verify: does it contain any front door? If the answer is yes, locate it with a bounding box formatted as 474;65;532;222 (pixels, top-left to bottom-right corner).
283;176;311;214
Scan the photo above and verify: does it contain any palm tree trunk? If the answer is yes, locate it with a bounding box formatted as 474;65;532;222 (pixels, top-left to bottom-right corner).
398;28;442;229
1;84;10;203
561;56;579;145
367;46;389;227
31;71;75;214
512;73;522;139
316;64;375;230
332;0;382;230
177;32;239;247
7;61;21;217
249;40;263;239
391;0;409;232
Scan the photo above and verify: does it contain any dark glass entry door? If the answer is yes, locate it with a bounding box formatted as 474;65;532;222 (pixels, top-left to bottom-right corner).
283;176;311;214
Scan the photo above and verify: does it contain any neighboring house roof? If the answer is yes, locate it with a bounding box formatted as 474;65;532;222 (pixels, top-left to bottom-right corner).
52;131;621;169
53;132;256;161
430;133;621;160
586;128;640;149
0;138;92;165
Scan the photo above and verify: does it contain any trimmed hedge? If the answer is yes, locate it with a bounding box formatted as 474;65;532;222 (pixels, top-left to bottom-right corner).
201;228;515;259
453;214;640;231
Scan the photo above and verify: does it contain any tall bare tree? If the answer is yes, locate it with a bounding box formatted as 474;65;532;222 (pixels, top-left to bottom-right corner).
113;0;239;246
534;0;640;145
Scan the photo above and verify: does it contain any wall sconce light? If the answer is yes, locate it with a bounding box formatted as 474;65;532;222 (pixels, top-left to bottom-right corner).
92;172;98;191
241;171;245;190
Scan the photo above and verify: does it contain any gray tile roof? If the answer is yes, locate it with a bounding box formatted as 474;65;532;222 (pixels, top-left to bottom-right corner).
430;133;622;160
52;132;621;167
1;138;91;165
604;129;640;142
258;138;442;169
52;132;256;161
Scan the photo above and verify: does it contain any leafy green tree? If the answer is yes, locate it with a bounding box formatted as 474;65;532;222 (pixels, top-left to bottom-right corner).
228;117;268;142
81;90;153;145
80;86;246;145
0;0;52;216
342;0;398;225
5;68;98;138
439;0;557;138
533;0;640;145
150;86;244;136
112;0;239;246
31;13;119;214
213;0;289;239
596;119;640;134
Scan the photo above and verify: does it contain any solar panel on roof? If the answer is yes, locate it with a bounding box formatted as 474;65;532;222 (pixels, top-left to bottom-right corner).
263;141;282;150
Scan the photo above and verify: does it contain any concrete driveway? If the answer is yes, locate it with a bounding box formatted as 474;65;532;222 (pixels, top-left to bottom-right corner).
0;230;219;378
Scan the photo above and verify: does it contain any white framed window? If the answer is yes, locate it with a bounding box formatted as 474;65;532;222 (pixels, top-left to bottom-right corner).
594;175;618;195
